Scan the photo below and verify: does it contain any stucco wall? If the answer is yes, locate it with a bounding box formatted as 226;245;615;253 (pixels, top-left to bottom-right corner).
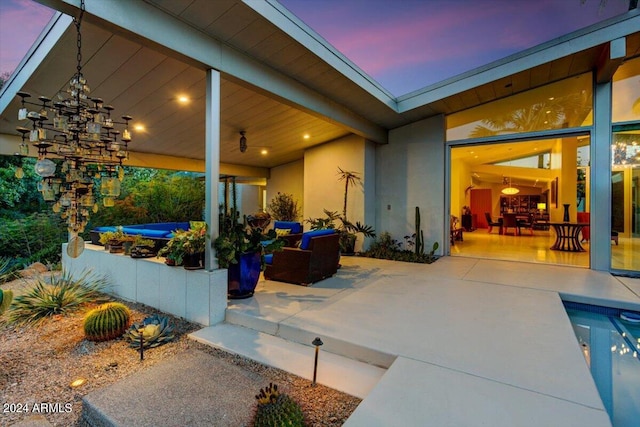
377;115;445;254
304;134;375;251
266;159;304;220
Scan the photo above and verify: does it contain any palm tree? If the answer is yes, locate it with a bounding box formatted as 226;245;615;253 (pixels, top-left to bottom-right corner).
337;167;360;222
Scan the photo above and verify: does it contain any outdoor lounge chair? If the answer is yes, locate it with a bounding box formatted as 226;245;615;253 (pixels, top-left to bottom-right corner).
264;229;340;285
273;221;303;247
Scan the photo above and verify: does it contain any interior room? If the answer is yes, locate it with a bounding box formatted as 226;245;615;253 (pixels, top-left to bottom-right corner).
450;134;639;270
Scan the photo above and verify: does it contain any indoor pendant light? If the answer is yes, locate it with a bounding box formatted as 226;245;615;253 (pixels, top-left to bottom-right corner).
501;177;519;195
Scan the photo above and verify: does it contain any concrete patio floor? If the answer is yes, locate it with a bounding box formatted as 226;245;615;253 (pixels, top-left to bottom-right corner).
195;256;640;426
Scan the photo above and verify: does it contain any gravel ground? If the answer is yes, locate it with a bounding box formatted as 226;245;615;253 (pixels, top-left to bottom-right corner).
0;275;360;427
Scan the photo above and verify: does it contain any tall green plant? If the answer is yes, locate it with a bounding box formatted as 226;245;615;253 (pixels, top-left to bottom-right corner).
337;167;361;222
266;192;301;221
0;213;66;267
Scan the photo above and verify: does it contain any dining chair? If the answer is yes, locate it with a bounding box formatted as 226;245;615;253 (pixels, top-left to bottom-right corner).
484;212;502;234
517;213;535;235
502;213;519;235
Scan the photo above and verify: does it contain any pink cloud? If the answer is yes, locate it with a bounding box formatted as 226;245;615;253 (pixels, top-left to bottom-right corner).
0;0;55;75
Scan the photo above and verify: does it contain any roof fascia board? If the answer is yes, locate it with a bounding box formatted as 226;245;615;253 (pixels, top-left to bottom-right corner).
34;0;387;143
0;12;71;116
247;0;398;110
397;10;640;113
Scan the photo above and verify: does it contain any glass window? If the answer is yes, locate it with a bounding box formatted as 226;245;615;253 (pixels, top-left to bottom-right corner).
447;73;593;141
611;131;640;273
612;57;640;124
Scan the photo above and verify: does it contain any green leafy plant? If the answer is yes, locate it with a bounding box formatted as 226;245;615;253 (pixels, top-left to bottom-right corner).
0;288;13;315
266;192;301;221
0;213;65;267
157;230;186;265
214;207;283;269
215;177;284;269
157;223;207;265
124;314;175;349
253;383;304;427
305;209;375;254
83;302;131;341
362;232;439;264
8;269;110;325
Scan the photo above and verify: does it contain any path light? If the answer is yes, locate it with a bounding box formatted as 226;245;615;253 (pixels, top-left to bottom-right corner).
312;337;323;386
70;378;86;388
139;327;145;361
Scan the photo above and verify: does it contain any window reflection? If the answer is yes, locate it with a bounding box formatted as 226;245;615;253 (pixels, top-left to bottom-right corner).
447;73;593;141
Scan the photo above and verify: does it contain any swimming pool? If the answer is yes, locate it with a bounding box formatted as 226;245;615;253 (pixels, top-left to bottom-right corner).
564;302;640;427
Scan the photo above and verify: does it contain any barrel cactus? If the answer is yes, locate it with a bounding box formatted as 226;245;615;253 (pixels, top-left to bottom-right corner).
0;288;13;315
124;314;175;349
83;302;131;342
253;383;305;427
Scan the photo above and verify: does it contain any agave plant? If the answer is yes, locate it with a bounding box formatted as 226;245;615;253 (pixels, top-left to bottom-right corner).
8;269;110;325
124;314;175;349
0;288;13;315
0;256;18;284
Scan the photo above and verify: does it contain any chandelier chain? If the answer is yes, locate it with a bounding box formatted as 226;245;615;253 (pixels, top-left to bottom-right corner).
75;0;85;75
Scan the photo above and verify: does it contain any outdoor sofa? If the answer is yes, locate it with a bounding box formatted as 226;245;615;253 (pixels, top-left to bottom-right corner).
264;229;340;285
89;222;190;251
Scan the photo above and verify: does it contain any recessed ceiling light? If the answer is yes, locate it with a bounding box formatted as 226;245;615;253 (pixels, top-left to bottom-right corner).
548;97;555;101
177;95;190;104
134;124;145;132
303;134;310;139
260;149;268;155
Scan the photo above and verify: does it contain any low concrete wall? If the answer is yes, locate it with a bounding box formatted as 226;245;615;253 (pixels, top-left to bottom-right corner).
62;244;228;326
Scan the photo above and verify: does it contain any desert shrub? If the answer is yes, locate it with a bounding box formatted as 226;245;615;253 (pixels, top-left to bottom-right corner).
8;269;110;325
362;232;438;264
266;192;301;221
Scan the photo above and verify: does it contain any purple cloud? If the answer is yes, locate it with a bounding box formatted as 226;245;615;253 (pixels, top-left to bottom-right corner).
0;0;54;76
280;0;629;95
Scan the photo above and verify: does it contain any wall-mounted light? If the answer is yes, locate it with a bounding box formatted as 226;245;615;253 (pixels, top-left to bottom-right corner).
239;131;247;153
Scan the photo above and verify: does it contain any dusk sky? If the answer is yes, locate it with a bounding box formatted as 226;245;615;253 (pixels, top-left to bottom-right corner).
0;0;632;96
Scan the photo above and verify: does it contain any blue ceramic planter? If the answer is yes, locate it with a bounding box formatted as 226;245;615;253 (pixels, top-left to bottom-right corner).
227;251;261;299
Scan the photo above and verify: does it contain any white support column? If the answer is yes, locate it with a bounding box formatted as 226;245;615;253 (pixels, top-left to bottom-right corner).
205;69;221;271
591;80;612;271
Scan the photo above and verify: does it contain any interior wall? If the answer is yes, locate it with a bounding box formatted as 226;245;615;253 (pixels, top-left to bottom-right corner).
304;134;373;251
266;159;304;220
377;115;446;254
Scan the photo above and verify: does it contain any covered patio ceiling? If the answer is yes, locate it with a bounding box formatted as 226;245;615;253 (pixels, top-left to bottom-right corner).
0;0;638;176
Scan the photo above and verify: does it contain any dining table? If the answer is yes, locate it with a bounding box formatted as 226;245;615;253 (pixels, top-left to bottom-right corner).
548;222;590;252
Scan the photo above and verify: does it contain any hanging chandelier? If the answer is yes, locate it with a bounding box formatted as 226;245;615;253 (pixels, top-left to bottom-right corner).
501;177;519;195
14;0;131;257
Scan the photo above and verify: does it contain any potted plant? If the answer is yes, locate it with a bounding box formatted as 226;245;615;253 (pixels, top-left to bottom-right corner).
214;206;283;299
99;227;126;253
157;230;186;266
181;222;208;270
246;210;271;229
130;236;156;258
